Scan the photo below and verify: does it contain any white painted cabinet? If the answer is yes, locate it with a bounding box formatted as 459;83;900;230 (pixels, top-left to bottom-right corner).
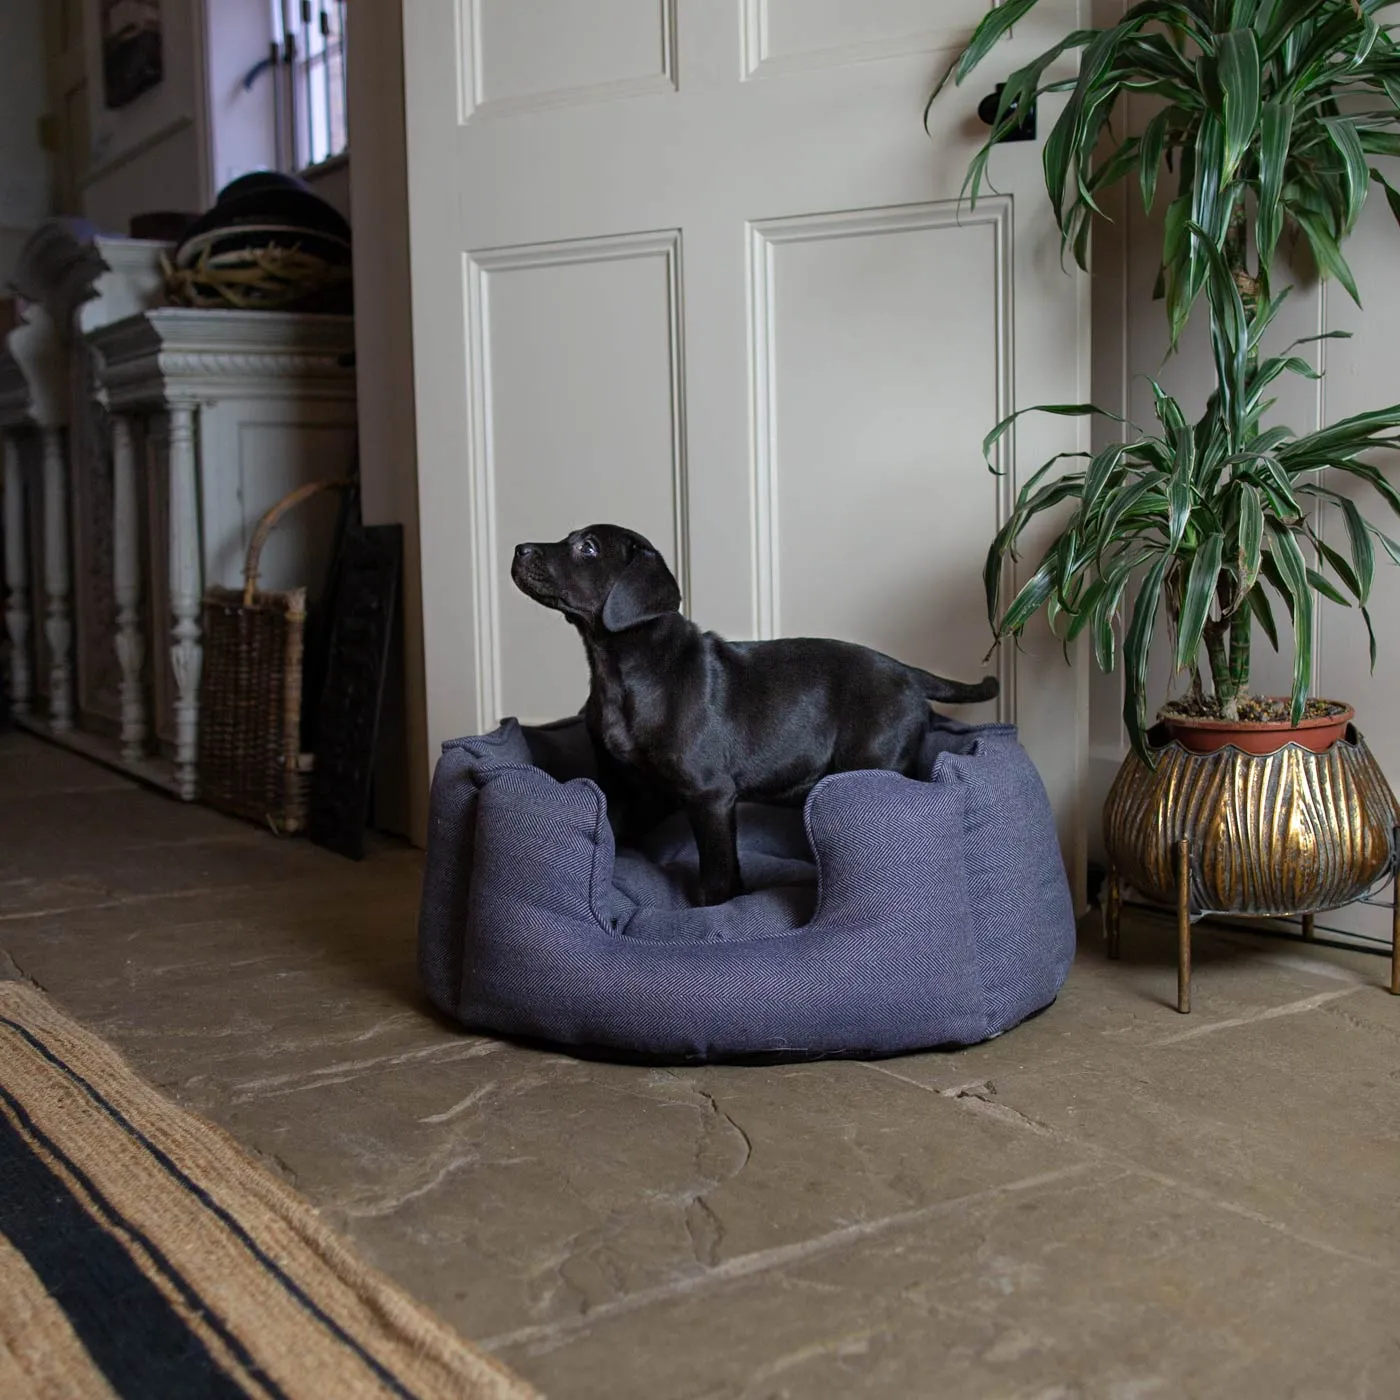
2;250;356;803
89;309;358;797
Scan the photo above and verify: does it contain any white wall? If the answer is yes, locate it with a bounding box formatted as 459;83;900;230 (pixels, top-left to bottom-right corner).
201;0;277;196
80;0;211;233
304;159;350;219
0;0;51;281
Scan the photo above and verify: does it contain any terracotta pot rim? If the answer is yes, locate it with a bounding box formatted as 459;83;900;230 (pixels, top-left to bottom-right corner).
1146;732;1362;760
1157;700;1355;735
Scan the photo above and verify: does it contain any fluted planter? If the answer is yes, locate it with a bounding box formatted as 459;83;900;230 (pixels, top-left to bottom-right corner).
1103;722;1400;1012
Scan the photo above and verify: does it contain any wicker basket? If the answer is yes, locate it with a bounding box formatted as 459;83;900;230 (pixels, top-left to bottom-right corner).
198;481;345;832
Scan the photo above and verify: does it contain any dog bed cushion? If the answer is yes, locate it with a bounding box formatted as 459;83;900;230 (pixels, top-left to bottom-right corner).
417;715;1076;1059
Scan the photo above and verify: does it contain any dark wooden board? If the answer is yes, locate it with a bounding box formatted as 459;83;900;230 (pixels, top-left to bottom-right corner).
307;523;402;860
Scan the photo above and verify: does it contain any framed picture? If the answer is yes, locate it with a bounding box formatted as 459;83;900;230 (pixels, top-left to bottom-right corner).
101;0;163;110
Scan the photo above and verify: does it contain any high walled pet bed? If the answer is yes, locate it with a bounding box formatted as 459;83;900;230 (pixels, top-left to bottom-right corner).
417;714;1076;1060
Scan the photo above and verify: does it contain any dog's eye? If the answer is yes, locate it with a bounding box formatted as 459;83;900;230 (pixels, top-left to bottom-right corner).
575;536;599;558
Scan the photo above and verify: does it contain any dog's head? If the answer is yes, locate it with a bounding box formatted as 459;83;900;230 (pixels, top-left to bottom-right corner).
511;524;681;632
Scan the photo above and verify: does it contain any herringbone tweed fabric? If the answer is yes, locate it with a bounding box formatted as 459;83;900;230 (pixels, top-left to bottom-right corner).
418;715;1076;1060
0;983;538;1400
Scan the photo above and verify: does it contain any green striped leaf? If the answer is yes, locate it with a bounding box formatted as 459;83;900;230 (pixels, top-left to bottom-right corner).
980;403;1122;469
1256;101;1294;273
1371;168;1400;235
1320;116;1371;235
1340;496;1376;602
997;559;1057;638
1190;112;1230;251
1265;521;1314;723
1082;442;1132;519
1216;30;1262;178
1313;537;1363;601
1090;550;1152;674
1176;535;1225;672
1168;474;1194;552
1124;554;1171;761
1247;584;1281;652
1363;604;1379;671
1373;526;1400;568
1292;208;1363;306
1306;566;1352;607
1238;484;1264;592
1139;107;1176;213
933;0;1042;97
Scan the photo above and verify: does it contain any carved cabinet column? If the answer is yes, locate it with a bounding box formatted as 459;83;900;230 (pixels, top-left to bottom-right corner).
2;295;66;733
41;425;73;733
2;431;30;715
111;413;146;761
8;223;169;745
166;402;202;798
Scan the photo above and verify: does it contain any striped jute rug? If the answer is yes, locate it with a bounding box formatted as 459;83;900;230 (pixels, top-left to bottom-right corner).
0;982;539;1400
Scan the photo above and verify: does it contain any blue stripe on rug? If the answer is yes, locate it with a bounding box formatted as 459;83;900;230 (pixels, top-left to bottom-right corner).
0;1089;255;1399
0;1015;425;1400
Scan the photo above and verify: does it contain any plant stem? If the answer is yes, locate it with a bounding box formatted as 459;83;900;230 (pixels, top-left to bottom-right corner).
1225;199;1260;332
1204;617;1232;710
1186;665;1205;709
1227;599;1252;712
1223;197;1256;714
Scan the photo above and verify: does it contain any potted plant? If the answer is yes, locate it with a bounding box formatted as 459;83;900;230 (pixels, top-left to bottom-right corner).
980;247;1400;761
931;0;1400;1006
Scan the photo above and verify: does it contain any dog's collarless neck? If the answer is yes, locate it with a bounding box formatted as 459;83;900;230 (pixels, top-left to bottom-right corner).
580;614;697;742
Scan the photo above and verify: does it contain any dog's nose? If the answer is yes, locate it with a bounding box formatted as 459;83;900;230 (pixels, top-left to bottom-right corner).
515;543;541;561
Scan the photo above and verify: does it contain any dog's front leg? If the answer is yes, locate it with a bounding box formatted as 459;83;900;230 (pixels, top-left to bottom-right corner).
688;792;741;906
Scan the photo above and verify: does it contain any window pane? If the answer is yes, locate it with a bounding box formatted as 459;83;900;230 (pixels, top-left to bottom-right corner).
270;0;348;169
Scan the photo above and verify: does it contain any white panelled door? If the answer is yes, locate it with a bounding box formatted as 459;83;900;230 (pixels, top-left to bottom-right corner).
403;0;1090;887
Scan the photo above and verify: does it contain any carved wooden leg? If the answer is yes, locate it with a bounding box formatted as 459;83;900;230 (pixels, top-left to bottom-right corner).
167;404;202;800
3;432;31;716
41;426;72;733
111;414;146;762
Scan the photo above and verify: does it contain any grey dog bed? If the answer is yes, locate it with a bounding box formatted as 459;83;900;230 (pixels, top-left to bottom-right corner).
417;714;1076;1060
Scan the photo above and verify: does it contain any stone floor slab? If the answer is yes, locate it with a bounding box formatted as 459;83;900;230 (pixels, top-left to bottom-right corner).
3;733;1400;1398
501;1164;1400;1400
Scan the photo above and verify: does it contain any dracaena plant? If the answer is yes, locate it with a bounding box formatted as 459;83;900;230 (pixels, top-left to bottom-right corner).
987;240;1400;759
933;0;1400;339
930;0;1400;762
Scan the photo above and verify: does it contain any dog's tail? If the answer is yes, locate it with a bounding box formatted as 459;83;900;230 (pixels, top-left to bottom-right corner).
911;667;999;704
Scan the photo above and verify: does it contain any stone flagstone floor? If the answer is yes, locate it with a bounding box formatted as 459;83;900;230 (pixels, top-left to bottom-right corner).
3;729;1399;1398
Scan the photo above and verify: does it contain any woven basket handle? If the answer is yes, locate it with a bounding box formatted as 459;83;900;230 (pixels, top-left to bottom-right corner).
242;479;350;607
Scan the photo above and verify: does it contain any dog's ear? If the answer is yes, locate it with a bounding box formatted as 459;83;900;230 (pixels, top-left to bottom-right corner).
601;548;681;631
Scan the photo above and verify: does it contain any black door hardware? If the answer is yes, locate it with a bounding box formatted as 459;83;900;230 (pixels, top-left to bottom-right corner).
977;85;1037;143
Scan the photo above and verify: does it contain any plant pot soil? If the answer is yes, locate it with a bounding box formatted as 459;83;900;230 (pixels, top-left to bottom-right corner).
1157;697;1354;756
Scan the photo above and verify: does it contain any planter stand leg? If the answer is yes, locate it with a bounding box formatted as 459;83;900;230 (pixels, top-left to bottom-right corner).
1105;868;1122;961
1301;913;1315;941
1176;838;1192;1015
1391;827;1400;997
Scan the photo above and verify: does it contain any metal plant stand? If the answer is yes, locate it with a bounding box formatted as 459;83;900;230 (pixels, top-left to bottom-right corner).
1102;728;1400;1014
1104;828;1400;1014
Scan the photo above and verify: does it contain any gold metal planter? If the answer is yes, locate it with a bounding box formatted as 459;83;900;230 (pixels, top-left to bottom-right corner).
1102;725;1400;1012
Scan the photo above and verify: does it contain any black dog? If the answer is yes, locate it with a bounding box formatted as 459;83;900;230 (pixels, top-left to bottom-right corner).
512;524;998;906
